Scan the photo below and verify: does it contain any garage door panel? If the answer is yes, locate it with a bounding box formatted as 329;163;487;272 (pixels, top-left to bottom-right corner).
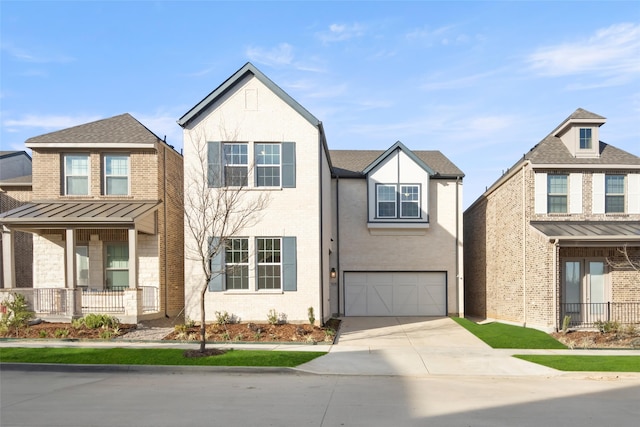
345;272;446;316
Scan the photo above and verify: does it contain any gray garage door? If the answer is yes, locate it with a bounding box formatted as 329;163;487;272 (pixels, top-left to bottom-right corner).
344;272;446;316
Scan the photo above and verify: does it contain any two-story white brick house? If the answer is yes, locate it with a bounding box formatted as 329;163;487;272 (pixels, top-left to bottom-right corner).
0;114;184;323
465;108;640;331
179;63;464;324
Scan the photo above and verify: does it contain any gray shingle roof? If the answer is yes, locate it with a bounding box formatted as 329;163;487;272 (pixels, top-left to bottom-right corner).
330;149;464;178
25;113;162;145
525;136;640;165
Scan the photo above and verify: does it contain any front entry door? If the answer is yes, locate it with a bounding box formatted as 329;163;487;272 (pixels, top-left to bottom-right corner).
563;260;608;326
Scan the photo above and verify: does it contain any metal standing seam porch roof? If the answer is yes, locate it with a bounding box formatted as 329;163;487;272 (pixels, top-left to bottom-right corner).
0;201;160;228
531;221;640;242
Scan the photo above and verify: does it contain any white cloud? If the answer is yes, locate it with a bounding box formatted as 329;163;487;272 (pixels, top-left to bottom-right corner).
421;69;504;91
316;23;366;44
527;23;640;80
3;114;102;132
1;42;74;63
405;25;469;46
246;43;294;67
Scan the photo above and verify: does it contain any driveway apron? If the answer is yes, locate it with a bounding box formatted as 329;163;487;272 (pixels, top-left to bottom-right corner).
297;317;559;377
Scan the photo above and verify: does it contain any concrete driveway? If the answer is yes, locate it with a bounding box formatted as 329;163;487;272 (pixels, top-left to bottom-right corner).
297;317;560;377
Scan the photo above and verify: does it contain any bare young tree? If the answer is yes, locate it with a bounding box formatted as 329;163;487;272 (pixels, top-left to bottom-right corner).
184;131;269;353
606;244;640;272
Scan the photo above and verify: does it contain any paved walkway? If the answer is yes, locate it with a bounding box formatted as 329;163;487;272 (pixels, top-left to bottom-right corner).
2;317;639;377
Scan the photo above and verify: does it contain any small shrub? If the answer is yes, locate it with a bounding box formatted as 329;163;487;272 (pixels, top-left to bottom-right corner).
222;331;231;341
594;320;620;334
215;311;232;325
54;328;70;338
267;309;279;325
184;317;196;328
39;330;48;338
1;293;34;328
174;324;188;334
308;307;315;325
71;318;84;329
99;328;114;339
83;314;119;329
233;333;244;342
253;331;261;341
561;315;571;333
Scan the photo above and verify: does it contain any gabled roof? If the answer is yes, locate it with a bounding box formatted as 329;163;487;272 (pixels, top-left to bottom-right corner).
25;113;163;148
0;151;32;160
331;144;464;179
177;62;321;128
361;141;435;176
551;107;606;137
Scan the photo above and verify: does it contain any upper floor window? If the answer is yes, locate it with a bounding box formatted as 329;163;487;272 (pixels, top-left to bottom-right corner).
255;143;281;187
547;174;568;213
376;184;421;219
225;238;249;290
64;154;89;195
207;141;295;189
104;155;129;195
605;175;625;213
579;128;592;150
223;143;248;186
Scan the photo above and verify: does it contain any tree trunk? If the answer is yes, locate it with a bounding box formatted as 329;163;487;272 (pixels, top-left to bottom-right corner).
200;284;207;352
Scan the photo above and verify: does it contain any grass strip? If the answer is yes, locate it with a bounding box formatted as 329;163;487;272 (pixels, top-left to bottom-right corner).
515;355;640;372
453;317;567;349
0;347;325;367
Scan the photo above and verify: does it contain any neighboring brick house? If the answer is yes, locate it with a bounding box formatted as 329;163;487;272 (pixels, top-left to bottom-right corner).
464;108;640;331
179;63;464;324
0;151;33;288
0;114;184;323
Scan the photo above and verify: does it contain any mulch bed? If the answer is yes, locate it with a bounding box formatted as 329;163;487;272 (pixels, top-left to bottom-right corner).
0;322;136;339
551;330;640;349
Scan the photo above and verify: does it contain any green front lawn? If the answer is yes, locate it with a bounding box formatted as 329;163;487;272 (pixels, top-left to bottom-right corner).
515;355;640;372
0;347;325;367
453;317;567;349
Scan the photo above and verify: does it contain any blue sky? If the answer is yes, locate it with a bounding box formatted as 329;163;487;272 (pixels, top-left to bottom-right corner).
1;1;638;208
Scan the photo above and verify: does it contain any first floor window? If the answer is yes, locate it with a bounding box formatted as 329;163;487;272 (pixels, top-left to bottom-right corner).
257;238;281;289
65;154;89;195
225;238;249;290
223;143;248;186
605;175;625;213
548;174;568;213
105;243;128;290
76;245;89;288
105;154;129;195
256;143;281;187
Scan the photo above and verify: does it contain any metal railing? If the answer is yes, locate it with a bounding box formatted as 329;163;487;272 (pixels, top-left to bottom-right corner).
81;289;125;314
560;302;640;328
142;286;159;313
33;288;69;315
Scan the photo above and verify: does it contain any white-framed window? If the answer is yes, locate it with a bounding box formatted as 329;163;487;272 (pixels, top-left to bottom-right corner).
105;243;128;290
225;238;249;290
579;128;592;150
377;184;397;218
257;237;281;290
400;185;420;218
255;143;281;187
104;154;129;195
223;143;248;186
547;174;568;213
76;245;89;288
605;175;625;213
376;184;421;219
64;154;89;195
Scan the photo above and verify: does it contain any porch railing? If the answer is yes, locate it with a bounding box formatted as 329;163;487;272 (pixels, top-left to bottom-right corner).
560;302;640;328
142;286;159;313
81;289;125;314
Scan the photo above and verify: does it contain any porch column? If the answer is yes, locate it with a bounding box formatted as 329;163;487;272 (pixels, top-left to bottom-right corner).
128;228;138;289
65;228;76;289
2;226;15;288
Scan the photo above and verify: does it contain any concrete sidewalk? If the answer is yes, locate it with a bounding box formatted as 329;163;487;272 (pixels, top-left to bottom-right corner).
2;317;639;377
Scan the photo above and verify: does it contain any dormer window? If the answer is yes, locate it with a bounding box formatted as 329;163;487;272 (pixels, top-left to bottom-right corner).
375;184;421;219
579;128;592;150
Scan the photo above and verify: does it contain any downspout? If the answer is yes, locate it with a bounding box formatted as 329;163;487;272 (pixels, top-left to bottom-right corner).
455;176;460;317
522;160;529;327
552;239;559;331
336;176;341;316
318;127;325;324
163;144;169;318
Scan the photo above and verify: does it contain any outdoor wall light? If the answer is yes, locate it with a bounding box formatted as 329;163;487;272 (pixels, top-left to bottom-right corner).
330;268;337;279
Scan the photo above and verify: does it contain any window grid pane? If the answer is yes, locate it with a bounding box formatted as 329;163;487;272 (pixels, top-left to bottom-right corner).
605;175;625;213
377;185;397;218
547;175;568;213
225;238;248;290
580;128;592;149
106;244;128;290
105;155;129;195
224;144;248;186
65;155;89;195
256;144;281;187
400;185;420;218
257;238;281;289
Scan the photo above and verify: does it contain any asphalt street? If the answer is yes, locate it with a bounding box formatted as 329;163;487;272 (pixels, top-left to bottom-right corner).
2;368;640;427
